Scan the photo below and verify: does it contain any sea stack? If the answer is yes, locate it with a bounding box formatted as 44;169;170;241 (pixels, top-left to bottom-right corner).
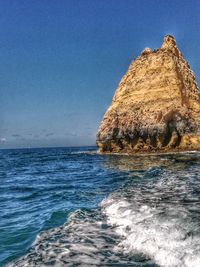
97;35;200;153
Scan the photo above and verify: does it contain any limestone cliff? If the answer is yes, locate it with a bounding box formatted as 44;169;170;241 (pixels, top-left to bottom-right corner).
97;35;200;153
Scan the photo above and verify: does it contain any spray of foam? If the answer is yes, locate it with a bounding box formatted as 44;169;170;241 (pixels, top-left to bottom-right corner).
101;170;200;267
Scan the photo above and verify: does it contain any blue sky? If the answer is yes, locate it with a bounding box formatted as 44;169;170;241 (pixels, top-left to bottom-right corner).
1;0;200;148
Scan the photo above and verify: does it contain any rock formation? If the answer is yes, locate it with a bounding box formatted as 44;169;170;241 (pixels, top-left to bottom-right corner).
96;35;200;153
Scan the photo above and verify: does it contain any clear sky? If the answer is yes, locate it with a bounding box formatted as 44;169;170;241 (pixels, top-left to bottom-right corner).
1;0;200;149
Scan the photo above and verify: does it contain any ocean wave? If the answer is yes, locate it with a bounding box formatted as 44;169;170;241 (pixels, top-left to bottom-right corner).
101;167;200;267
7;208;155;267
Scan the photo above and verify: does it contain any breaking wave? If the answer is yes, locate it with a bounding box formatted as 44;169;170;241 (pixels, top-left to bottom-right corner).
7;208;155;266
102;164;200;267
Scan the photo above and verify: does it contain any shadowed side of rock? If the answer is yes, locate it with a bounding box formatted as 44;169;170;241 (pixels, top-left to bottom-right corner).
96;35;200;153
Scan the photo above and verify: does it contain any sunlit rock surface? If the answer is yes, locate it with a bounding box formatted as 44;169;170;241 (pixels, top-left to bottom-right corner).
97;35;200;153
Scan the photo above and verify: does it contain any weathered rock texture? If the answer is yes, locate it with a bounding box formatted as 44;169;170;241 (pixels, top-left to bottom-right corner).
97;35;200;153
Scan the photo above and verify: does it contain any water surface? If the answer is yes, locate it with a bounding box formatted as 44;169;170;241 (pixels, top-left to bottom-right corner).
0;147;200;266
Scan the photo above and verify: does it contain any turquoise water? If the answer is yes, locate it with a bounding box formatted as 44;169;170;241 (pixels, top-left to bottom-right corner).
1;147;200;266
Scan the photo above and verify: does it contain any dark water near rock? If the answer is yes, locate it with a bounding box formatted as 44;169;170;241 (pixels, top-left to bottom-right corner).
0;147;200;267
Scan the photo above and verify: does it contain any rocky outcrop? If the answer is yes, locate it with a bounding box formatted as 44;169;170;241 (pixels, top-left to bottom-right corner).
97;35;200;153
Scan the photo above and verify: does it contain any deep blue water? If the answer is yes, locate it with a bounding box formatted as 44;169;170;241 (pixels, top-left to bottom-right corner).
0;147;200;267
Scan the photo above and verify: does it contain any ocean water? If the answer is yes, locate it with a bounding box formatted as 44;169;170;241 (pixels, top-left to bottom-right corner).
0;147;200;267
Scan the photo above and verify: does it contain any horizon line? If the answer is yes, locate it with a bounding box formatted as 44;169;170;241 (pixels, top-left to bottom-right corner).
0;145;97;151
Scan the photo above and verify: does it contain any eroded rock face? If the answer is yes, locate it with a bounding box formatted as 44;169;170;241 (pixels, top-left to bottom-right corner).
97;35;200;153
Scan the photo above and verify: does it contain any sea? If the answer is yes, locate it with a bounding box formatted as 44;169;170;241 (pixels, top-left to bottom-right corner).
0;146;200;267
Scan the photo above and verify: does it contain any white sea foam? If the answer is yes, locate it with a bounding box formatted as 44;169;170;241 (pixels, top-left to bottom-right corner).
101;171;200;267
7;209;138;267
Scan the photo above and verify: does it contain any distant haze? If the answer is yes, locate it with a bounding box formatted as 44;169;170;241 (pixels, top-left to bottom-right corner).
1;0;200;149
